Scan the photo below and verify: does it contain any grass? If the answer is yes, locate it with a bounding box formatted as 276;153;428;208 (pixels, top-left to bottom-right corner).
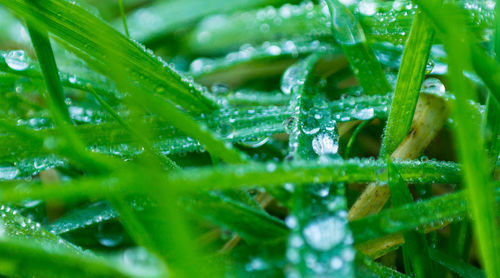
0;0;497;277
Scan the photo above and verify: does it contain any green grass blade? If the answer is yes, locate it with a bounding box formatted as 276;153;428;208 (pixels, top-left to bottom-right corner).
284;54;355;277
184;192;288;243
429;248;486;278
0;0;217;114
118;0;129;38
26;23;70;123
0;238;131;278
349;187;498;243
324;0;392;96
408;3;500;276
387;158;434;278
121;0;296;44
380;10;435;156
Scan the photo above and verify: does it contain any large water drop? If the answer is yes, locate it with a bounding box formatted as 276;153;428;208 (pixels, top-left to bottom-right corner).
4;50;29;71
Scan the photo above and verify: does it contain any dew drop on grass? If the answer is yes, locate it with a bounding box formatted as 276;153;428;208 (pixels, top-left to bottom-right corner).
283;116;297;134
358;0;377;16
281;63;305;95
422;77;445;96
302;216;345;251
241;137;270;148
312;133;339;156
96;221;124;247
3;50;29;71
0;165;19;180
353;107;374;120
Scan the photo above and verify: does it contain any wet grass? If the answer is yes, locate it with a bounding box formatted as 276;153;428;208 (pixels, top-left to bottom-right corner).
0;0;497;277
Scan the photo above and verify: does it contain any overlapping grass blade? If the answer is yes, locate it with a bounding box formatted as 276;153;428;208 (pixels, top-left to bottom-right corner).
381;9;435;155
411;2;500;276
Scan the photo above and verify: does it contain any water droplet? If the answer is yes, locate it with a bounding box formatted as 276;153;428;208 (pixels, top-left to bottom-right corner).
97;221;124;247
312;133;339;156
211;83;229;95
0;165;19;180
266;45;282;56
266;162;277;172
422;77;445;96
302;216;345;251
68;75;77;84
241;137;270;148
4;50;29;71
353;108;374;120
281;64;304;95
425;60;435;74
283;117;297;134
359;0;377;16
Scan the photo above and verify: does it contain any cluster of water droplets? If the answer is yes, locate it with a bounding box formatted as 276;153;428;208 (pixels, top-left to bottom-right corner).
190;39;334;76
193;1;332;51
285;186;355;278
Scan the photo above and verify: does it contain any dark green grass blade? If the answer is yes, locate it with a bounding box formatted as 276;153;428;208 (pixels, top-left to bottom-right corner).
0;0;217;114
26;23;70;123
381;10;435;156
184;192;288;243
387;158;433;278
325;0;392;96
429;249;486;278
0;238;131;278
355;253;409;278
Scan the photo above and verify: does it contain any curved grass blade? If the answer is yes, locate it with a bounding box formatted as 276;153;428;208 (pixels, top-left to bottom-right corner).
350;188;487;244
324;0;392;96
355;253;409;278
0;238;132;278
183;192;288;243
191;40;339;87
0;0;217;114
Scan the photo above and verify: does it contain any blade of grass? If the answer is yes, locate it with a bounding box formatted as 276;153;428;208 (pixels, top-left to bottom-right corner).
380;9;435;156
118;0;129;38
284;54;355;277
415;2;500;277
387;158;434;278
324;0;392;96
429;248;486;278
26;23;70;123
1;0;217;114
